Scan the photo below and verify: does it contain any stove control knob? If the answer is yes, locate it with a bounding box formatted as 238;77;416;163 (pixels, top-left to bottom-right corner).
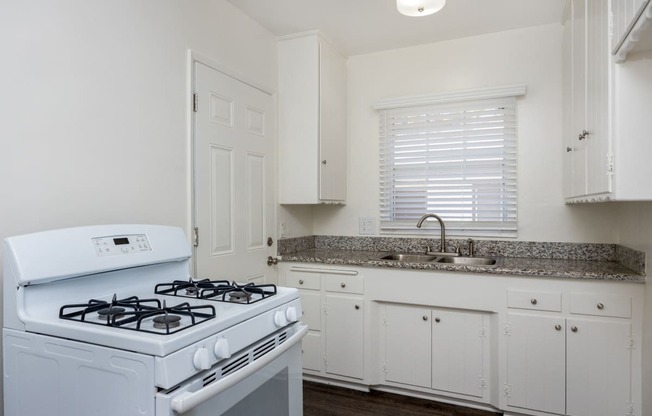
193;348;211;371
274;310;288;328
214;338;231;360
285;306;298;322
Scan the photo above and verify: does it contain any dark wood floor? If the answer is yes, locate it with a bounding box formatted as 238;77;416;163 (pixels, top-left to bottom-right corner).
304;382;503;416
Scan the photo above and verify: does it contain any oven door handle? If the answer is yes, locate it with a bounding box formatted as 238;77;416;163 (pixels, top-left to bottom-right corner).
171;324;308;414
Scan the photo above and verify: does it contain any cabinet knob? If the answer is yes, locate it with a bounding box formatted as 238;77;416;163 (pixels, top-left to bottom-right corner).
555;324;562;331
298;279;304;285
597;303;604;310
340;282;346;288
578;129;589;140
434;317;441;323
322;160;327;165
422;315;428;321
355;305;360;310
571;326;578;333
530;298;538;305
566;146;572;152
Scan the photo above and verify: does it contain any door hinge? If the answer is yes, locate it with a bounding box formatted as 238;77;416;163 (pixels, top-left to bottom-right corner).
192;93;198;112
607;153;615;175
504;383;512;398
478;376;487;391
503;323;512;336
626;402;635;416
383;361;389;374
193;227;199;248
627;337;636;350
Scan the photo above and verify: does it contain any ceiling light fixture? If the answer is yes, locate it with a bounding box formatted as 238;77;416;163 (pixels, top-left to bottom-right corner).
396;0;446;17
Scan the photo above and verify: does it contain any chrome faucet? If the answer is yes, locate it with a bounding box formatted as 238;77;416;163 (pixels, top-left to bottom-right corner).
416;214;453;255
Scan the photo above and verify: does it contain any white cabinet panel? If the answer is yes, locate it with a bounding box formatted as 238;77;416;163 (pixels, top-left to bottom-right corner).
566;319;632;416
324;294;364;379
383;304;431;388
300;291;322;331
506;313;566;414
431;310;486;398
302;331;322;372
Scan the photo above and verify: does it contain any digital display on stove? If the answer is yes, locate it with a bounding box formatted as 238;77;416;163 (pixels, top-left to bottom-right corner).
113;237;130;245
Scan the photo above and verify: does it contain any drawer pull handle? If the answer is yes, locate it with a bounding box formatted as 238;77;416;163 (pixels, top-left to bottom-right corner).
299;280;304;285
555;324;562;331
422;316;428;321
571;326;578;333
340;283;346;288
597;303;604;310
355;305;360;310
530;298;538;305
434;317;441;323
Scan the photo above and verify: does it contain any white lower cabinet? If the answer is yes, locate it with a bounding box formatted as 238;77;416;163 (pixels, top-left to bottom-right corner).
324;294;364;379
506;312;633;415
505;314;567;414
383;303;489;400
281;265;364;381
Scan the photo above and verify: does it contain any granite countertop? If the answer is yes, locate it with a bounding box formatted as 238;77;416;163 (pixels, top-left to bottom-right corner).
280;248;645;283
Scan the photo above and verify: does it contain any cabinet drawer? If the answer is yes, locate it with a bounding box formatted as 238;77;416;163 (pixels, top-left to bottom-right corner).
324;274;363;294
570;293;631;318
286;271;320;290
507;290;562;312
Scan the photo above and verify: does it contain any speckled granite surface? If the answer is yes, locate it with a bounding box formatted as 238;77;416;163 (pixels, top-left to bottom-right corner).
277;236;646;282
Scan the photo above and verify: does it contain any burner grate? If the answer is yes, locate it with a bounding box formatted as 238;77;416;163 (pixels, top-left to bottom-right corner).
155;279;277;304
59;295;216;335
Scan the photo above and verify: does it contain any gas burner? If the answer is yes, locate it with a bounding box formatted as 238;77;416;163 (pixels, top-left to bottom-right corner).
155;278;232;299
228;290;252;303
153;315;181;329
97;306;126;320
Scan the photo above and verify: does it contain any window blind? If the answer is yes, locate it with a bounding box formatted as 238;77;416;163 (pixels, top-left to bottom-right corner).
379;97;517;237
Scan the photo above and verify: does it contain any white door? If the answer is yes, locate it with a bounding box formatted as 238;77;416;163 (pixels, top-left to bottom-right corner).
193;62;276;283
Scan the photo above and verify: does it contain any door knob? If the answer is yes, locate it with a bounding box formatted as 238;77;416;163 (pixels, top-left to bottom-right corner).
267;256;278;266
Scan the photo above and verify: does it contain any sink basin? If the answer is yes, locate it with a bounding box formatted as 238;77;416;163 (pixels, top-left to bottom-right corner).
437;256;497;266
379;253;439;262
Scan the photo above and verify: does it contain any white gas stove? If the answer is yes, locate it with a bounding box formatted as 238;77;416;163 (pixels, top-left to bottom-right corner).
3;224;306;416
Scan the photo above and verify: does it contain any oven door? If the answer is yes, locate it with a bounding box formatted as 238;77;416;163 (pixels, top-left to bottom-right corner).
156;324;307;416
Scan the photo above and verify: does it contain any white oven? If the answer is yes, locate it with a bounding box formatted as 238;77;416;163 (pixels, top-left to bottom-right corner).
2;224;306;416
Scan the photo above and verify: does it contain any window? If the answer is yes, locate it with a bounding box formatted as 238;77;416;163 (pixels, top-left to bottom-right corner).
377;88;522;238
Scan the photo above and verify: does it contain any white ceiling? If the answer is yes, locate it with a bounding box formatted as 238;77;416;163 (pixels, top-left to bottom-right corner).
226;0;568;56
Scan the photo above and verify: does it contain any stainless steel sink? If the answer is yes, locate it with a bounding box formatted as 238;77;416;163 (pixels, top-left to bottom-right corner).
437;256;497;266
379;253;439;262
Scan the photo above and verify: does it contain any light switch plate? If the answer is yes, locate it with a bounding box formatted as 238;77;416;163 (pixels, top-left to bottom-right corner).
359;217;376;235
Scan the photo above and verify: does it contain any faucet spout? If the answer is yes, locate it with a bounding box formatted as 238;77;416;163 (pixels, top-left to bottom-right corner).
416;214;448;254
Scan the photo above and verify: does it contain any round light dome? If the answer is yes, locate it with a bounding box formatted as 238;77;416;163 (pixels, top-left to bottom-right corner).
396;0;446;17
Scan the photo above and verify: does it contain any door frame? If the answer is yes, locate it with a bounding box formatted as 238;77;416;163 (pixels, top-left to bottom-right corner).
187;50;277;275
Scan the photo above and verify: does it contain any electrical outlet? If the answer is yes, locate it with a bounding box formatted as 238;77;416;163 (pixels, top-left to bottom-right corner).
359;217;376;235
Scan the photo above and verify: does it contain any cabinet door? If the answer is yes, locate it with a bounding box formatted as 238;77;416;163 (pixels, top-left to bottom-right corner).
383;304;431;388
302;331;322;372
585;0;611;195
300;291;321;331
318;39;347;202
431;310;487;398
505;314;566;415
571;0;588;197
566;319;631;416
324;294;363;379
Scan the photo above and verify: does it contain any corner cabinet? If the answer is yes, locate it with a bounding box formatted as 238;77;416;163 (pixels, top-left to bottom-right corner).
280;265;364;381
278;33;347;205
563;0;652;202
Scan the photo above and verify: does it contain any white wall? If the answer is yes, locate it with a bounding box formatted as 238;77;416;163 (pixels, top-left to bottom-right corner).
310;24;619;242
0;1;277;413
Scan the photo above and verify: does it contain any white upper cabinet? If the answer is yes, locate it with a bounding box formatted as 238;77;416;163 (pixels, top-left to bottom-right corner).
612;0;652;62
563;0;652;202
278;33;347;204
